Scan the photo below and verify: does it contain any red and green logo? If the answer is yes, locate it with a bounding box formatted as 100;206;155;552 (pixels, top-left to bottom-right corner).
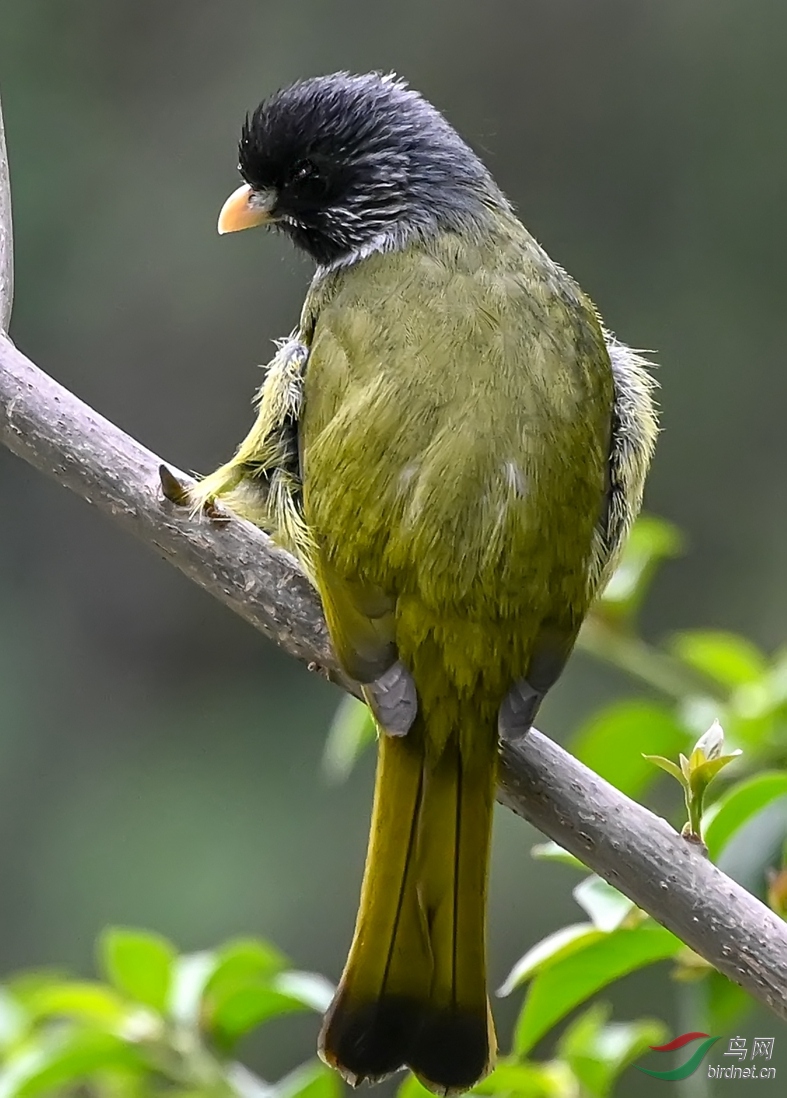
635;1032;721;1081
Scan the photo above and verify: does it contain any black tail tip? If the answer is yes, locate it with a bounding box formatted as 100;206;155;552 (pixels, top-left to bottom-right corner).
320;994;422;1085
410;1006;494;1094
320;994;493;1095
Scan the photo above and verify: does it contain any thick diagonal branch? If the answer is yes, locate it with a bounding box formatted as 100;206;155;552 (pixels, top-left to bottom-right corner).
2;331;787;1019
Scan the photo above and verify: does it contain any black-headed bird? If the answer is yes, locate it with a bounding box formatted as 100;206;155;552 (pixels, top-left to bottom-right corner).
191;72;657;1096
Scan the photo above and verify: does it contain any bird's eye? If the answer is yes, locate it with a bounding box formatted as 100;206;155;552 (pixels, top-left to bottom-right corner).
290;159;320;184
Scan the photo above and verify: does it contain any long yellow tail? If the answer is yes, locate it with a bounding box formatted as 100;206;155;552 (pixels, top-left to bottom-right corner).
319;715;497;1095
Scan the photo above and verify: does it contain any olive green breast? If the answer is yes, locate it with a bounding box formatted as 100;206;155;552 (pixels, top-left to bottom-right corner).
299;215;613;696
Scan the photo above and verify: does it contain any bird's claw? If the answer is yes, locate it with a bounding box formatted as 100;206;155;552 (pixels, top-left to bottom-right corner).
158;464;191;506
159;464;231;525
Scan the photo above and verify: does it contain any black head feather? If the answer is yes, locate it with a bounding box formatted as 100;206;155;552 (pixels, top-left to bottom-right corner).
236;72;505;267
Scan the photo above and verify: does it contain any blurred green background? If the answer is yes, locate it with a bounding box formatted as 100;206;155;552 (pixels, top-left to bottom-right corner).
1;0;786;1093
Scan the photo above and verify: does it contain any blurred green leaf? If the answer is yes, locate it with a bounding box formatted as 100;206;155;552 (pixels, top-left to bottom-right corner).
513;924;681;1055
100;929;176;1013
572;877;637;933
757;645;787;710
472;1058;576;1097
530;841;585;870
202;938;300;1049
0;1031;144;1098
498;924;602;997
323;697;375;782
0;993;25;1053
205;939;287;1001
599;515;682;618
703;772;787;861
209;985;309;1047
556;1003;667;1098
5;974;68;1006
573;700;687;797
268;1060;341;1098
25;981;127;1026
396;1073;433;1098
670;631;767;688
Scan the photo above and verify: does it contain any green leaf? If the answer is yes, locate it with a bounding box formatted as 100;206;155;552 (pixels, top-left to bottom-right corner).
513;924;681;1054
642;754;686;787
530;841;586;870
99;928;176;1012
210;984;309;1046
498;924;602;997
573;700;687;797
600;515;682;617
670;631;767;688
688;752;742;795
572;877;636;933
323;697;376;782
703;772;787;861
205;938;288;999
203;938;298;1047
556;1003;668;1098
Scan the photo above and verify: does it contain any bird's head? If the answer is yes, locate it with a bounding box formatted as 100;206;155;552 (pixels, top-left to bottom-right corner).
217;72;504;268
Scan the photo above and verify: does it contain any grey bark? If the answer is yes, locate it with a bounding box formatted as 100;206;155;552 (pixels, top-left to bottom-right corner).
0;94;12;330
1;96;786;1024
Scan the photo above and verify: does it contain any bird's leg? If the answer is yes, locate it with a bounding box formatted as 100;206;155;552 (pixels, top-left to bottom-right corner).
498;622;577;742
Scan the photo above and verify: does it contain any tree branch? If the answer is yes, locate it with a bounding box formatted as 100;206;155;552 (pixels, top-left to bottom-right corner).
0;93;13;330
1;113;786;1025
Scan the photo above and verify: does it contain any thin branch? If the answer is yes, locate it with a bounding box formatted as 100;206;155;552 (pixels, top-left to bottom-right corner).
1;109;786;1024
0;92;13;331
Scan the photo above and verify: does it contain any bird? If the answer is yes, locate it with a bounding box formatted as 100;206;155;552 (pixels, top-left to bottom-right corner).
190;71;658;1095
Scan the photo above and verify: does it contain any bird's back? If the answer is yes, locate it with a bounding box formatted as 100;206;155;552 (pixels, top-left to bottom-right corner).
300;217;613;679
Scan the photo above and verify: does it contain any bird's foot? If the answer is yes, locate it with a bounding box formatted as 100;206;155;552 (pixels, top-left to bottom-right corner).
364;660;418;737
158;464;232;524
498;678;542;743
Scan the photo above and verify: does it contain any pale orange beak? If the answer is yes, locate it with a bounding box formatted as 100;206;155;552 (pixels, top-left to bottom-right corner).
217;183;276;234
